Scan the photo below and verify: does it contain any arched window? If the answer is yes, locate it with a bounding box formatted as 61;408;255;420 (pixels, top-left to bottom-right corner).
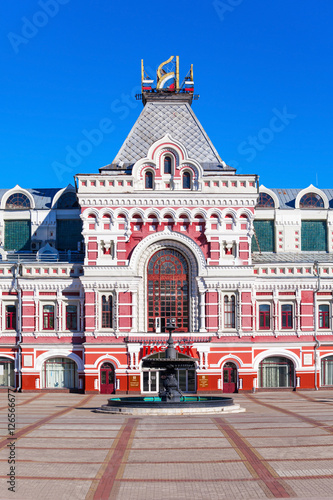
147;249;189;333
258;357;295;388
145;171;153;189
164;156;172;174
299;192;324;208
6;193;30;209
57;192;79;209
257;192;275;208
102;295;113;329
224;296;235;328
321;356;333;386
42;357;78;389
183;172;191;189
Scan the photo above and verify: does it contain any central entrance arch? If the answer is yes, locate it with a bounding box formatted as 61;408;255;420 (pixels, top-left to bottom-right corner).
147;249;189;333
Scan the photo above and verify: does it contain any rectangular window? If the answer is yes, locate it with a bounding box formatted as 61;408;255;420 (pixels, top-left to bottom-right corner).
252;220;275;252
281;304;293;329
102;295;113;329
319;304;329;329
4;220;31;251
56;219;83;251
66;305;78;330
301;221;327;251
43;305;55;330
6;305;16;330
224;295;235;328
259;304;270;330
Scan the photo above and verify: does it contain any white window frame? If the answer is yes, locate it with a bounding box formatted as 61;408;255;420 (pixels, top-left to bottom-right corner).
64;301;80;332
318;301;331;331
99;292;116;331
40;301;57;332
257;302;272;331
222;293;237;330
279;302;295;331
1;300;18;332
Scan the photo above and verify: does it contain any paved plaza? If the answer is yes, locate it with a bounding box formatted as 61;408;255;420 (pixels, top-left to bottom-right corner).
1;391;333;499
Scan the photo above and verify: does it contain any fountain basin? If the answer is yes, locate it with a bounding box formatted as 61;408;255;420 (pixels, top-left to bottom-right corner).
96;395;245;415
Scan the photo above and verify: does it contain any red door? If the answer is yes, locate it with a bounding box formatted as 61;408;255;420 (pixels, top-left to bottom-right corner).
100;362;115;394
223;362;237;393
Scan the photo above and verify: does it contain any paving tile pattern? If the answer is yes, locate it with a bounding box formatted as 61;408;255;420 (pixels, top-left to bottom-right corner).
1;391;333;499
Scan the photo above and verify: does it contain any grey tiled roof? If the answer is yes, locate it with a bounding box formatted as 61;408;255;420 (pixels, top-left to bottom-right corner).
268;189;333;209
103;102;227;171
252;252;333;264
0;188;61;209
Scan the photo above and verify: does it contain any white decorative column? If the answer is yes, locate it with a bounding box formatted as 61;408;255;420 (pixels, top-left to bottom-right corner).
131;290;138;333
273;289;278;335
94;289;99;331
56;290;62;333
217;289;223;336
296;287;301;337
127;344;141;369
196;345;210;369
236;287;242;337
80;293;84;332
199;290;207;333
114;289;119;336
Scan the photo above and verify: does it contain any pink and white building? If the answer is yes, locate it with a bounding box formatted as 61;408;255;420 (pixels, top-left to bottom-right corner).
1;58;333;394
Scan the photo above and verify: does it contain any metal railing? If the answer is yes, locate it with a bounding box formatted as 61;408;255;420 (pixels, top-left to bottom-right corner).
0;251;84;264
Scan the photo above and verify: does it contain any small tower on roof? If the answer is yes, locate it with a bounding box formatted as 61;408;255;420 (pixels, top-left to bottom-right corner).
140;56;196;105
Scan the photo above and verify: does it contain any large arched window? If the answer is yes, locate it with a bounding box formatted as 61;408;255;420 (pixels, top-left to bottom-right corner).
145;171;153;189
5;193;31;209
257;192;275;208
147;249;189;333
56;192;79;209
299;192;324;208
164;156;172;174
258;356;295;388
42;357;78;389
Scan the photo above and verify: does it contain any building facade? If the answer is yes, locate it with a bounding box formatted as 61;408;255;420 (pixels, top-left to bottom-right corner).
1;57;333;393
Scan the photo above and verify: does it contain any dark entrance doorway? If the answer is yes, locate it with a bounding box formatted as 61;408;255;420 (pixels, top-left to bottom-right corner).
100;362;115;394
223;362;237;393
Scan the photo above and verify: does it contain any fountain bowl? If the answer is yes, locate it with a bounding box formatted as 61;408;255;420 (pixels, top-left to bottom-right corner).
96;395;245;415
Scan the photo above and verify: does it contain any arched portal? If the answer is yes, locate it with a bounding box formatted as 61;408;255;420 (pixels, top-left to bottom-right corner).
41;357;78;389
147;249;189;333
223;362;238;393
258;356;295;388
100;362;115;394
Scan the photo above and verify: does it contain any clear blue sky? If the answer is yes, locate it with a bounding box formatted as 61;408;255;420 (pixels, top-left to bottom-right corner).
1;0;332;189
